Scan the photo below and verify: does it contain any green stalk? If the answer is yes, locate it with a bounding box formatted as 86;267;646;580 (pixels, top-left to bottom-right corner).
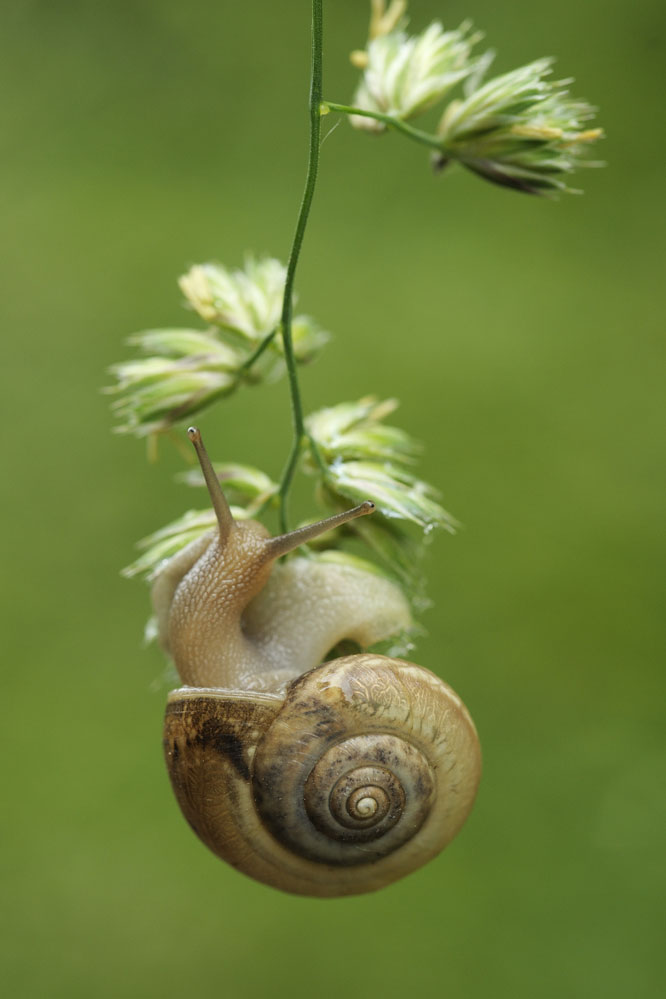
238;326;278;376
323;101;444;152
277;0;324;532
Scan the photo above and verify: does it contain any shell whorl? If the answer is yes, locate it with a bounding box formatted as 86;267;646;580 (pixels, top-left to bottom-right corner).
159;429;481;895
252;655;479;868
164;654;481;896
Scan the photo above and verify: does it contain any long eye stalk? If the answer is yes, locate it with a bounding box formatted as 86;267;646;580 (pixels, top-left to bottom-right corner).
187;426;235;544
188;426;375;558
266;502;375;559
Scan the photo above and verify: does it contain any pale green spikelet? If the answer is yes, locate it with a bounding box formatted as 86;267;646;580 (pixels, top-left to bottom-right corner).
107;256;329;437
351;19;481;129
435;57;604;195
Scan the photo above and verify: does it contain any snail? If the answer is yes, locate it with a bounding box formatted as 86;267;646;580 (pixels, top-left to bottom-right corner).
156;426;481;896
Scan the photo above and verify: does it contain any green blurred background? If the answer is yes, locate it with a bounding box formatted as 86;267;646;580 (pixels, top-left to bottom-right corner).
2;1;664;996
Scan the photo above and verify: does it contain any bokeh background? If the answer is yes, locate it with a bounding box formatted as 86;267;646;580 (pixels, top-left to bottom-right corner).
2;1;664;996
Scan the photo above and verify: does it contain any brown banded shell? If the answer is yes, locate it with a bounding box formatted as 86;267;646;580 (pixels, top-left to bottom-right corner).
164;654;481;897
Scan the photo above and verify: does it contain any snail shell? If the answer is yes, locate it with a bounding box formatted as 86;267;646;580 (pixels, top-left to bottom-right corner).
157;427;481;896
164;654;481;897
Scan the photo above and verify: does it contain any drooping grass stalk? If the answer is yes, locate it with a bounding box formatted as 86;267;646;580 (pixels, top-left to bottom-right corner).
238;326;279;375
277;0;325;532
323;101;443;151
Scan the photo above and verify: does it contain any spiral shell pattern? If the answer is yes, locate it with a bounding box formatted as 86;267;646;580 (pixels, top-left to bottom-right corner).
164;654;481;896
252;655;480;869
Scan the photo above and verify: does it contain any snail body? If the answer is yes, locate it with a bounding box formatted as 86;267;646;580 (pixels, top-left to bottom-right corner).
156;427;481;896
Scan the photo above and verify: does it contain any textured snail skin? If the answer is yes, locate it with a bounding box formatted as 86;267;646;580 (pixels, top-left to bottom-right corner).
155;428;481;896
164;656;481;897
154;533;412;694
